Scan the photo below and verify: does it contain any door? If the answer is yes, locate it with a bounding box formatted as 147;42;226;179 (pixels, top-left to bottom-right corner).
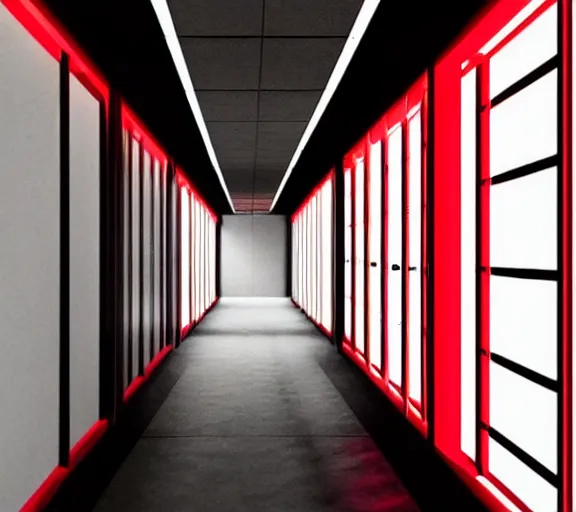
407;111;423;405
354;158;365;353
387;126;403;387
368;141;383;370
344;168;353;342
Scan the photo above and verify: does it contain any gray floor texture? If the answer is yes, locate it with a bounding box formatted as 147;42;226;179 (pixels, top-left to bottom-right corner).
94;298;418;512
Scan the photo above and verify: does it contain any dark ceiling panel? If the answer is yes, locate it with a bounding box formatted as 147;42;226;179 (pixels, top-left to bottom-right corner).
260;38;345;90
169;0;263;36
264;0;363;37
259;91;321;122
181;37;261;90
197;91;259;122
206;121;258;173
255;121;306;169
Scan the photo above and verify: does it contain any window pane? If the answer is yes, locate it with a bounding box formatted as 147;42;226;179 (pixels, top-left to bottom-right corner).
490;69;557;177
408;112;422;403
369;142;382;370
461;69;477;460
354;159;365;353
344;170;353;341
489;436;557;512
142;151;152;365
490;361;557;472
181;189;190;328
490;167;557;270
490;275;557;380
131;140;141;375
489;3;557;99
387;127;403;386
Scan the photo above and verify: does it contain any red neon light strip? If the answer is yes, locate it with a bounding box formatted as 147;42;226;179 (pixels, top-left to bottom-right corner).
124;345;174;403
2;0;108;98
20;420;109;512
477;59;491;477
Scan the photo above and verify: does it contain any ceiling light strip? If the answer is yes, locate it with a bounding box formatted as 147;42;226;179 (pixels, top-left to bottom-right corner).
149;0;236;213
268;0;381;212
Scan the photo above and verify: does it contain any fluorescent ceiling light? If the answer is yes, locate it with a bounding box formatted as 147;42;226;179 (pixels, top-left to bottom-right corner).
149;0;236;213
269;0;381;212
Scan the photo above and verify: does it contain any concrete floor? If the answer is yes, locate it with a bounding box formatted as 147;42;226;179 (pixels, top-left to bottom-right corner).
93;298;419;512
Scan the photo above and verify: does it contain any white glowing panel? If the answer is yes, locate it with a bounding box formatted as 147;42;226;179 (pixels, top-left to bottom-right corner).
194;200;201;322
369;141;382;370
408;112;422;403
311;196;317;319
491;276;557;380
0;6;60;508
489;438;557;512
200;207;205;315
490;361;557;472
490;70;557;177
461;69;477;461
344;170;353;340
153;160;162;357
122;132;131;388
490;168;557;271
69;74;100;447
131;140;141;374
181;190;190;327
489;3;557;99
142;151;152;364
355;159;365;353
387;127;403;386
322;182;333;330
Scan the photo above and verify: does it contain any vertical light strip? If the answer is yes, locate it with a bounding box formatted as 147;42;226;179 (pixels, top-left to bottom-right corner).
269;0;381;211
149;0;235;212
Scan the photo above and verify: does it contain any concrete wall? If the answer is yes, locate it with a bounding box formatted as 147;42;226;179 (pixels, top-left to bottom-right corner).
221;214;287;297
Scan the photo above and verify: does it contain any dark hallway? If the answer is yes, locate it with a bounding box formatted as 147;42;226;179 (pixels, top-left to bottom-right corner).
92;298;418;512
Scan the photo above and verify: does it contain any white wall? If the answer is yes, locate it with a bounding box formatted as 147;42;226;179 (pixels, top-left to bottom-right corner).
221;214;287;297
0;5;60;509
69;74;101;448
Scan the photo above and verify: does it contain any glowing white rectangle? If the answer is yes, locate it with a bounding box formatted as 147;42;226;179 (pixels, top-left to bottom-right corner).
490;70;557;177
490;361;557;473
461;69;476;460
369;142;382;369
181;190;190;327
354;159;365;353
489;3;557;99
408;113;422;403
490;275;557;380
490;167;557;270
387;128;403;386
489;438;557;512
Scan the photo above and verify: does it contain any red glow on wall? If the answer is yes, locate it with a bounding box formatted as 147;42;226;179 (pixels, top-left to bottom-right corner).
122;106;168;166
123;345;174;403
19;420;109;512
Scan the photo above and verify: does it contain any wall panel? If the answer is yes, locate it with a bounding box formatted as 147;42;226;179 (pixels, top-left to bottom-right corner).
69;73;101;448
0;5;60;508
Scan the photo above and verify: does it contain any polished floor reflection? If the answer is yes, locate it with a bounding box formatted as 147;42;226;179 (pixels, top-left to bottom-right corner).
93;298;419;512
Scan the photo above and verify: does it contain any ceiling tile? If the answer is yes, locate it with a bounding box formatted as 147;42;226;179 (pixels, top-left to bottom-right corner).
264;0;363;36
168;0;263;36
206;122;257;171
222;168;256;194
260;38;345;90
197;91;258;122
181;38;261;90
258;91;321;122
